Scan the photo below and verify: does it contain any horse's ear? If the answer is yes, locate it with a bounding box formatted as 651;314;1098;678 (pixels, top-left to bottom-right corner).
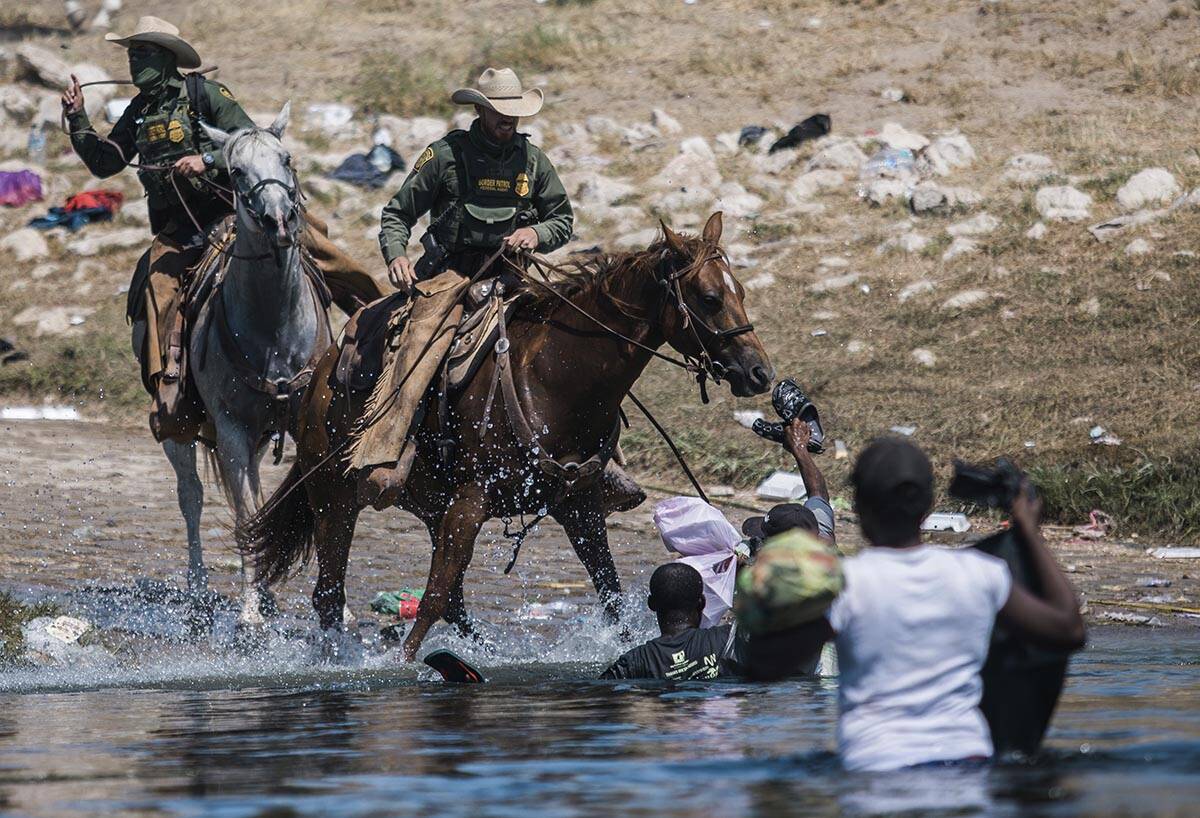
702;211;724;244
660;219;687;255
201;122;231;147
267;100;291;139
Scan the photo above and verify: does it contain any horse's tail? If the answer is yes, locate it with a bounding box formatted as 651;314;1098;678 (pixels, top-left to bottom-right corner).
237;461;315;587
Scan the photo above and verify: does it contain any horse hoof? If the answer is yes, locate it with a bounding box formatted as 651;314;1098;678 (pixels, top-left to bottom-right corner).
232;620;268;652
183;595;216;638
257;588;280;619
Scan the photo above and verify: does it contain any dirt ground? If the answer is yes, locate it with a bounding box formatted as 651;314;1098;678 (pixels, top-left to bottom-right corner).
1;418;1195;633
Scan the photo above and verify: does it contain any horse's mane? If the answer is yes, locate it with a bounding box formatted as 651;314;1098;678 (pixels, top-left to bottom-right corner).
520;231;711;314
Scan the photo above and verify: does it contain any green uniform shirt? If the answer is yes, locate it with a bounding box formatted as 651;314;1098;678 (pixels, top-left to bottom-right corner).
67;73;255;235
379;119;574;266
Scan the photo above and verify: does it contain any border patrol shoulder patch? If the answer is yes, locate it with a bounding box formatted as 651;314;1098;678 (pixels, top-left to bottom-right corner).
217;85;235;101
414;146;435;172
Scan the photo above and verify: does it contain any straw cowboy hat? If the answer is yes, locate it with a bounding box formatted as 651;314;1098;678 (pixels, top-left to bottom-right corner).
451;68;543;118
105;16;201;70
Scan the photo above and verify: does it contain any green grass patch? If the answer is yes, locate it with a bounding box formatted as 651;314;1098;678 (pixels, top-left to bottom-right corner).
1031;454;1200;542
349;53;455;117
0;592;60;664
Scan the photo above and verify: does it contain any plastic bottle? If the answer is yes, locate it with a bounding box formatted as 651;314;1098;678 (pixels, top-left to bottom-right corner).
27;125;46;164
860;147;915;179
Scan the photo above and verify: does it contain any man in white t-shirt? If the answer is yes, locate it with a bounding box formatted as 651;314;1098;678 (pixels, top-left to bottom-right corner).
745;437;1086;771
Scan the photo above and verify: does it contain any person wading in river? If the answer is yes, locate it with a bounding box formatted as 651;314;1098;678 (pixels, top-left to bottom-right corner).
357;67;643;511
61;16;382;441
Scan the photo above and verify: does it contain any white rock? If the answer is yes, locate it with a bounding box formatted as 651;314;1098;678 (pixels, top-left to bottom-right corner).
1003;153;1057;185
818;256;850;269
715;182;764;218
911;348;937;367
614;227;660;250
942;237;979;261
1125;238;1152;256
864;178;908;206
806;138;868;172
883;232;930;254
880;87;906;103
585;115;627;138
898;279;936;302
679;136;716;161
921;132;975;176
1116;168;1182;212
810;272;861;293
0;84;35;123
66;227;145;256
785;170;846;204
450;111;474;132
910;183;948;214
1035;186;1092;221
947;213;1000;237
743;272;776;290
304;102;355;135
941;289;991;311
12;305;95;336
573;173;636;208
1080;296;1101;317
714;130;742;154
121;198;150;225
651;149;720;190
878;121;929;152
0;228;49;262
16;44;72;87
654;186;714;212
651;108;683;135
1026;222;1047;240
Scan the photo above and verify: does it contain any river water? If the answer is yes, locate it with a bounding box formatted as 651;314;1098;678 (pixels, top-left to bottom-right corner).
0;623;1197;818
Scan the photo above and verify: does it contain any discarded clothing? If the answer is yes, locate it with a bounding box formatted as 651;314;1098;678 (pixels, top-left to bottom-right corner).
768;114;832;154
370;587;424;619
0;170;43;207
329;145;406;189
28;189;124;231
29;206;114;232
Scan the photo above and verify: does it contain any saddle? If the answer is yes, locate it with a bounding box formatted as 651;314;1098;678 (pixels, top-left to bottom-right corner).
334;278;526;397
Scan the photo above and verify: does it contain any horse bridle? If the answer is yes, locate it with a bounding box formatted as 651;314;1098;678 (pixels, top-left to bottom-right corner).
227;130;303;249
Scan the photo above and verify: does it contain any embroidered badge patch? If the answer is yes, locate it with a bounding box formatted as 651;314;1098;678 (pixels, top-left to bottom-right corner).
146;123;167;142
218;86;235;100
477;178;512;192
414;146;434;171
167;120;185;143
514;172;530;197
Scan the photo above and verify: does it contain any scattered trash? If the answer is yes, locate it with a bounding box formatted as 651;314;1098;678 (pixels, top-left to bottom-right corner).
922;512;971;533
860;147;916;180
738;125;770;147
1023;440;1036;449
811;329;827;337
527;600;578;620
1148;547;1200;560
880;87;907;103
707;485;735;498
0;170;43;207
733;410;765;429
1073;510;1112;540
369;587;424;619
755;470;809;501
1098;611;1164;627
889;425;916;436
1089;426;1122;446
1;405;82;421
1135;577;1172;588
29;189;124;231
834;439;848;460
1;337;28;366
328;144;406;189
768;114;831;154
305;102;355;134
26;124;46;164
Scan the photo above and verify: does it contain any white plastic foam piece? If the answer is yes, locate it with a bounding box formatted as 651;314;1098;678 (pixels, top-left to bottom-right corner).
755;470;809;501
1;405;81;421
922;512;971;533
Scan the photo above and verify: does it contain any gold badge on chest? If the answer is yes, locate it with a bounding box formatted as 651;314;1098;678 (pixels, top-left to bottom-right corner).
167;120;185;143
515;172;530;197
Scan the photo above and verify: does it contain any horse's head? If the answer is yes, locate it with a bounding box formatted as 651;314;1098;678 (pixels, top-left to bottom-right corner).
654;212;774;397
202;102;301;248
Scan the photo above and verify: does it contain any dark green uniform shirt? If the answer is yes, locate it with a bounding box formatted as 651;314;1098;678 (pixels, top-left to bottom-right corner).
67;73;255;236
379;119;573;267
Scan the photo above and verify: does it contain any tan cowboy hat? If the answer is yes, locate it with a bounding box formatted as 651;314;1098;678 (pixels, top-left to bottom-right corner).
105;16;201;70
451;68;543;118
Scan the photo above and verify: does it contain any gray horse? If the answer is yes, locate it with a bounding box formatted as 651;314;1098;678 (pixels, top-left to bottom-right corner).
159;102;332;629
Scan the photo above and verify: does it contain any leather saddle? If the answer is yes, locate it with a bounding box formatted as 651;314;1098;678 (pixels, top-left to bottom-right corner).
334;278;526;396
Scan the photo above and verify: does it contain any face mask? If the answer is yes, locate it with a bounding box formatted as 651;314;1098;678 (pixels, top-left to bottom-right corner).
129;48;175;93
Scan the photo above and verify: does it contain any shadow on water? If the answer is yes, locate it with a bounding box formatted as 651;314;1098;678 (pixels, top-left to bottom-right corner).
0;608;1198;817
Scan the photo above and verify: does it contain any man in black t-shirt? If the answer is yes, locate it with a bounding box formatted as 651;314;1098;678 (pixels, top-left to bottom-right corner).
601;563;751;680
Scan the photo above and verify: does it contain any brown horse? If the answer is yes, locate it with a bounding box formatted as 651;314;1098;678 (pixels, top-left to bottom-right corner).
238;211;773;659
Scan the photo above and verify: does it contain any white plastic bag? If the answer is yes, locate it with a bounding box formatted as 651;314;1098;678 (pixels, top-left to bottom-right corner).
653;497;742;627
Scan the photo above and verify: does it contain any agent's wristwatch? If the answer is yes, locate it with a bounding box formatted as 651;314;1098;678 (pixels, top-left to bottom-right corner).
201;152;215;168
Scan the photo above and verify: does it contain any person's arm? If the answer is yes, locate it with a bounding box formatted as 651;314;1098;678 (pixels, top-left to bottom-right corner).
997;482;1087;649
599;649;639;680
379;144;442;289
529;150;574;252
63;75;138;179
783;419;829;501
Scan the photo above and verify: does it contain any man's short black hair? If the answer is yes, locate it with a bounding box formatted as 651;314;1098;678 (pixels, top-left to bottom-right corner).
852;437;934;543
647;562;704;614
742;503;819;540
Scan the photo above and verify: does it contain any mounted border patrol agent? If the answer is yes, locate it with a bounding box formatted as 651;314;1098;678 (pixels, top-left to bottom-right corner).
62;16;383;442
